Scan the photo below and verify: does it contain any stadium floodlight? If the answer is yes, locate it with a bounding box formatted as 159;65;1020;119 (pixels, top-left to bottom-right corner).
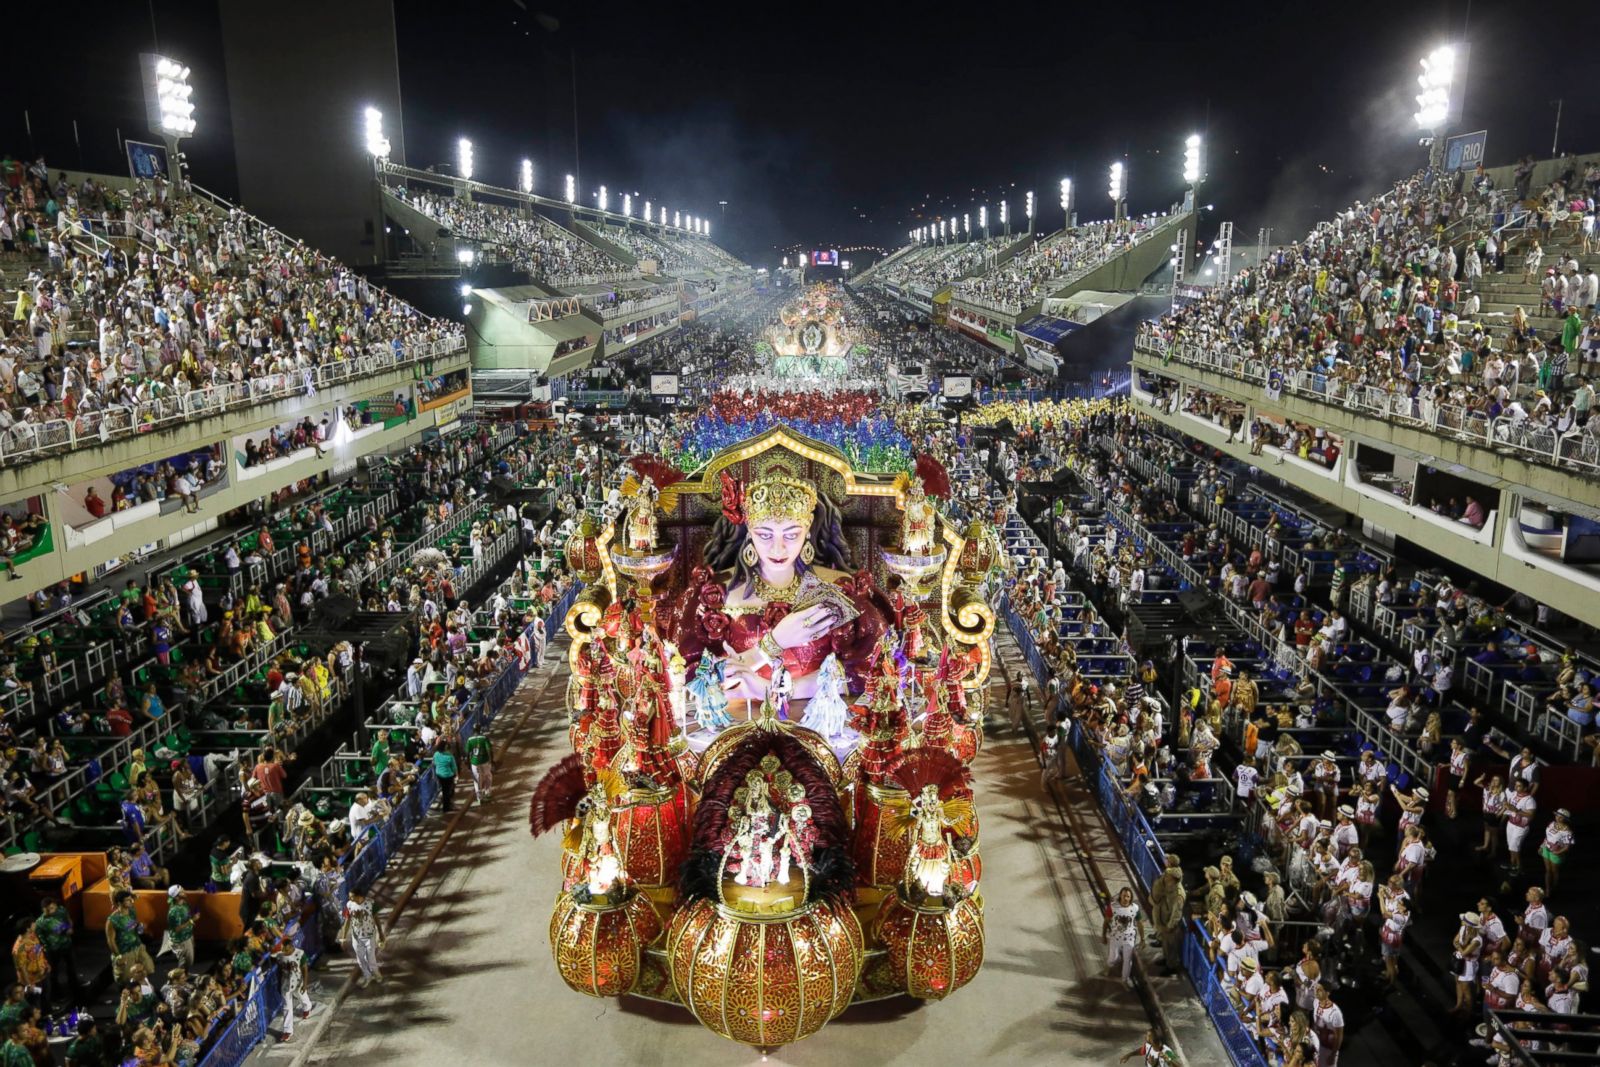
939;219;946;239
1183;134;1203;185
598;184;608;211
1025;190;1034;219
644;201;652;223
363;107;390;160
143;54;197;139
964;213;970;235
783;256;789;267
519;158;534;193
622;193;632;217
457;138;474;181
459;283;471;297
456;248;475;265
978;205;987;230
674;210;681;229
704;219;711;239
1414;44;1455;129
564;174;576;203
1108;161;1124;201
1059;177;1072;212
999;200;1008;225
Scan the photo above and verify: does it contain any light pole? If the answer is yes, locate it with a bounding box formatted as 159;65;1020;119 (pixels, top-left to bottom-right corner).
564;173;577;204
363;106;391;265
1413;44;1462;174
139;53;195;189
519;158;534;195
1183;133;1204;213
979;205;988;241
1025;190;1034;237
1000;199;1009;239
1108;162;1125;226
1059;177;1075;229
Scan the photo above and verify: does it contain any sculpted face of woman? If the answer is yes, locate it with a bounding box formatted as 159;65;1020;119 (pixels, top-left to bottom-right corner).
749;517;806;574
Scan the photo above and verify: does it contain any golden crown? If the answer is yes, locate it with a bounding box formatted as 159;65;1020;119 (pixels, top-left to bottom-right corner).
744;476;817;526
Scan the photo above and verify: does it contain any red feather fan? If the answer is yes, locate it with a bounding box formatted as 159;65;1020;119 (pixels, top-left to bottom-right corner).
914;454;951;499
889;747;972;800
528;754;588;837
629;454;685;489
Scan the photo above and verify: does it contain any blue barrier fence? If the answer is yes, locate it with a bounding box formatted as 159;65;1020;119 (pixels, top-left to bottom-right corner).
1003;594;1268;1067
198;583;579;1067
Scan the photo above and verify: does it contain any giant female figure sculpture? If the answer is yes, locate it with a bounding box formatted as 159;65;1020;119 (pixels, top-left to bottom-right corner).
666;468;889;705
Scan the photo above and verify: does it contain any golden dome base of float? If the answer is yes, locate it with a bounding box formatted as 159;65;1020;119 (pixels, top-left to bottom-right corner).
663;895;867;1047
549;888;664;998
873;889;986;1001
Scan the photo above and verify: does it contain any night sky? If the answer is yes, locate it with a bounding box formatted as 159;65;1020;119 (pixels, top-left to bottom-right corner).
8;0;1597;267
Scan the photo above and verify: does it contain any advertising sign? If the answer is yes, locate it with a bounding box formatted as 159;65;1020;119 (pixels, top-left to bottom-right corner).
125;140;170;181
943;375;974;398
649;373;680;396
1444;130;1487;172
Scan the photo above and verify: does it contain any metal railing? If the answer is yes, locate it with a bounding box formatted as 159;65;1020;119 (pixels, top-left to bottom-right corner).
1136;334;1600;477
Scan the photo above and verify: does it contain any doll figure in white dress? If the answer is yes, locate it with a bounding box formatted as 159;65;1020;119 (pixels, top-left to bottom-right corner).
800;654;851;738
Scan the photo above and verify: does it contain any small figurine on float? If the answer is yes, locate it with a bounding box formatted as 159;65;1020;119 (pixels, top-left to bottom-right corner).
769;660;795;721
666;645;689;733
529;756;631;902
800;653;851;739
686;653;734;731
882;749;977;904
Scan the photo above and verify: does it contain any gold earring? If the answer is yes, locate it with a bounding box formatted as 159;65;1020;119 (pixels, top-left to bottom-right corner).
741;543;759;568
801;542;815;565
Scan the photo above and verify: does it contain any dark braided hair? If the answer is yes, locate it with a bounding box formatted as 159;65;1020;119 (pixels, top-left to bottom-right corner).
704;489;851;597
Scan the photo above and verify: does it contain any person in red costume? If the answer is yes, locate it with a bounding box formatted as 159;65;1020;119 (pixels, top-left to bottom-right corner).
665;468;889;705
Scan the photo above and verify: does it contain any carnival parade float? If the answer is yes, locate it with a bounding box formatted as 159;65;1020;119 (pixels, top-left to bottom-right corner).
528;427;1001;1049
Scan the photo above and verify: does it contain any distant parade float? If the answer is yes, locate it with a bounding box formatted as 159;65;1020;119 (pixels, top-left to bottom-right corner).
528;427;1001;1049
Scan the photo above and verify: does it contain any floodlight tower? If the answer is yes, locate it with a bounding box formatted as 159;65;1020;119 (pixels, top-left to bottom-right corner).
1413;44;1464;173
1059;177;1075;228
979;205;988;240
999;199;1009;239
1024;190;1035;236
1183;134;1204;213
1108;161;1125;225
363;107;391;262
519;158;534;194
140;54;196;188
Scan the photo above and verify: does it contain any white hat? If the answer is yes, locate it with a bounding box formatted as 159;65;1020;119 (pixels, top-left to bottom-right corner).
167;885;183;897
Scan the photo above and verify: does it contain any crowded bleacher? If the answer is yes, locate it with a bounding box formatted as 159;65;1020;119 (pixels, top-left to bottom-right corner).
399;189;630;285
954;217;1174;313
1;167;464;466
1140;159;1600;472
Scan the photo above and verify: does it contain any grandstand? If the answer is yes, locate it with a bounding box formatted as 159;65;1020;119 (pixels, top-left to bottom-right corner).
1132;151;1600;630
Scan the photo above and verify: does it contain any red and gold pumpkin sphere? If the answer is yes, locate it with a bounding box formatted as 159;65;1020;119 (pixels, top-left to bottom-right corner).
874;890;985;1001
611;784;689;888
667;897;865;1048
549;889;663;998
853;782;911;888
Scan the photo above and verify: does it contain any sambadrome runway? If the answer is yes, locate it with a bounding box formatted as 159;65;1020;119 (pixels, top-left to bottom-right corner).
283;635;1224;1066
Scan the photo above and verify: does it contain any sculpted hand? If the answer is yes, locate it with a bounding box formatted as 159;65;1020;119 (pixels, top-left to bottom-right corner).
769;605;839;650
